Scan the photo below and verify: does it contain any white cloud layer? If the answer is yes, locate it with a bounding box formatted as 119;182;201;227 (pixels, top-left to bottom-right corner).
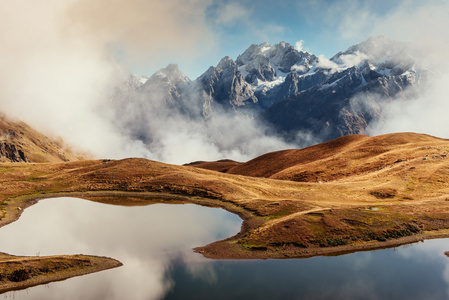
295;40;304;52
360;2;449;139
316;55;339;73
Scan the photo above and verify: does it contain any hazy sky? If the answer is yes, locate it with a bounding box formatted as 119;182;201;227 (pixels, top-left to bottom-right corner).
124;0;408;78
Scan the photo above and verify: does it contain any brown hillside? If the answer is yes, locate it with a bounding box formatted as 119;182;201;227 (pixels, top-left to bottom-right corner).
227;133;446;182
0;114;84;163
226;134;369;178
183;159;242;172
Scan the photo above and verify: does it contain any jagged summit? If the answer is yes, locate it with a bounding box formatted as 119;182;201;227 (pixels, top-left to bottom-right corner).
236;41;318;82
148;63;190;84
216;56;236;70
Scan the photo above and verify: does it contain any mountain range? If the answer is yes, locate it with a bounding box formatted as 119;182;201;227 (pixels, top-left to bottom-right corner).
113;36;429;148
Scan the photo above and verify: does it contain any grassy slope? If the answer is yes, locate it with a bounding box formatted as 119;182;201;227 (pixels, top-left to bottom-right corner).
183;159;242;173
0;115;84;163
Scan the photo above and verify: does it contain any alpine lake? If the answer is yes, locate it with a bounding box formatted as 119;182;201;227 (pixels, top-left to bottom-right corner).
1;197;449;299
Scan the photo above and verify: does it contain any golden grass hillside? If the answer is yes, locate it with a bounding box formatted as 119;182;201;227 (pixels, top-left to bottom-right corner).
183;159;242;173
2;132;449;261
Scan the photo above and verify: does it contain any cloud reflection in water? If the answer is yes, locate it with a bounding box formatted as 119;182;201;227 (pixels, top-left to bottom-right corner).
0;197;242;299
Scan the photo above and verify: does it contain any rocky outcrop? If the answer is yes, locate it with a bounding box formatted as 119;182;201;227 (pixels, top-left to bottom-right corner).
0;142;28;162
198;57;257;109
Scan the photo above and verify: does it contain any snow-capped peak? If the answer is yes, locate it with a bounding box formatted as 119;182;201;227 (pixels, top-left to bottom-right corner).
235;41;319;84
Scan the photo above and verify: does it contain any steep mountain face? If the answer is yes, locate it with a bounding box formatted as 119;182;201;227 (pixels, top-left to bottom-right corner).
195;41;320;112
112;36;429;148
235;41;319;110
263;36;428;141
198;56;257;111
0;114;84;163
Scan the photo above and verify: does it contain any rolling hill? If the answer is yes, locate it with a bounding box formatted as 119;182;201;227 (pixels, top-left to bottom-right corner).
226;132;445;182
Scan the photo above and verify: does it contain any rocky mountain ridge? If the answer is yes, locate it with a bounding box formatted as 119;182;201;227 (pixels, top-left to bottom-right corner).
112;36;430;148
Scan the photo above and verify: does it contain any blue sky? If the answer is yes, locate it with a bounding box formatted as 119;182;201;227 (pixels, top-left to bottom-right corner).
129;0;412;79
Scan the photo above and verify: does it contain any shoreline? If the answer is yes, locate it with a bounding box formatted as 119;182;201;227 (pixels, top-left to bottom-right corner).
3;191;449;261
0;254;122;294
2;190;449;293
195;231;444;260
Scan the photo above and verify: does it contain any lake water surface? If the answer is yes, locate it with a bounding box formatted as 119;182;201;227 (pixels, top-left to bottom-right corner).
1;197;449;299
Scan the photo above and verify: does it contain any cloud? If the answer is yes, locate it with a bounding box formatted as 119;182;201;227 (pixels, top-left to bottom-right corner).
368;73;449;138
110;78;298;164
368;2;449;69
0;0;301;164
295;40;304;52
360;1;449;139
316;55;339;73
291;64;307;73
66;0;215;67
294;0;405;57
210;1;285;46
215;2;249;25
4;0;446;165
297;1;449;141
0;1;143;158
334;51;369;68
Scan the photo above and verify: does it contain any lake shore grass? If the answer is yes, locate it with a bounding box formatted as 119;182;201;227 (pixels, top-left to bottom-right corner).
3;190;449;262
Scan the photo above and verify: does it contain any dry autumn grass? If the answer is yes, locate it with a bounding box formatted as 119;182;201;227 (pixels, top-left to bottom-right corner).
2;132;449;290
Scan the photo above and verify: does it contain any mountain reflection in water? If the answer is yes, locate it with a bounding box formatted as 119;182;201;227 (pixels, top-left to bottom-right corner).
2;197;449;300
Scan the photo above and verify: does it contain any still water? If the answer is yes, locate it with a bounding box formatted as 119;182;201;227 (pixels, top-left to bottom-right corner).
1;197;449;299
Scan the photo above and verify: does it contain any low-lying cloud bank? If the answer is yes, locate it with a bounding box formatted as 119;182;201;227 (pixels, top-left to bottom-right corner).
363;1;449;138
